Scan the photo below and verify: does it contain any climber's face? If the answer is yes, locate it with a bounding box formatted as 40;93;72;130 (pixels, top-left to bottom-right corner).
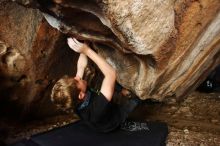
74;76;87;100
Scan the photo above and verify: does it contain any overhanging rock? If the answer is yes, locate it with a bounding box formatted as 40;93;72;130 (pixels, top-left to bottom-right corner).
7;0;220;101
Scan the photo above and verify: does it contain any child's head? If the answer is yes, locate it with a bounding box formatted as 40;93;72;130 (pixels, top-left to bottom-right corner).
51;76;82;111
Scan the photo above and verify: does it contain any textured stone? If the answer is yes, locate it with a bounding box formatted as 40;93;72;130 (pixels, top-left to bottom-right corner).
3;0;220;104
0;2;78;117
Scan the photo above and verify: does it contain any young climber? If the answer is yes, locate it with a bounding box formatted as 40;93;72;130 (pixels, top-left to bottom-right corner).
51;37;140;132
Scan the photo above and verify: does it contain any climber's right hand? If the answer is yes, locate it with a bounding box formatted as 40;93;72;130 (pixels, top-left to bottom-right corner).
67;37;89;54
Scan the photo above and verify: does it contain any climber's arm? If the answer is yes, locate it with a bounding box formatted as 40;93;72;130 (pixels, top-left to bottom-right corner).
67;38;116;101
75;53;88;79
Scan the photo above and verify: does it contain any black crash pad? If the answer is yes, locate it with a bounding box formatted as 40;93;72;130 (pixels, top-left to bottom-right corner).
11;121;168;146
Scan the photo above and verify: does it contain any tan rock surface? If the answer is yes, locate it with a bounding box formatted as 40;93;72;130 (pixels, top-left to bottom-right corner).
3;0;220;102
0;1;79;117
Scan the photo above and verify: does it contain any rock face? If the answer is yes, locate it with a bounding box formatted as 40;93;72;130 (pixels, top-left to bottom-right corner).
0;0;220;116
0;1;79;117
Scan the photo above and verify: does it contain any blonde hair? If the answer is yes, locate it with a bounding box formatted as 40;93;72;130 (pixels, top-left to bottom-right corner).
51;76;80;111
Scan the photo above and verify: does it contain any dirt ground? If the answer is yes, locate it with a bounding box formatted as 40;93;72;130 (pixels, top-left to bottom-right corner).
0;91;220;146
131;92;220;145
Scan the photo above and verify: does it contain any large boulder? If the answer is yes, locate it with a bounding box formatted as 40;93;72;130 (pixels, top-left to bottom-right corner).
0;0;220;108
0;1;79;117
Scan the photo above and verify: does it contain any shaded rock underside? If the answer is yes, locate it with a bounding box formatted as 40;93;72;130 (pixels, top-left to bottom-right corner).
0;0;219;117
10;0;220;101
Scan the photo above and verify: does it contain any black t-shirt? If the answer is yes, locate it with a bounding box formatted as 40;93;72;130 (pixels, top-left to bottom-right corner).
76;89;124;133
